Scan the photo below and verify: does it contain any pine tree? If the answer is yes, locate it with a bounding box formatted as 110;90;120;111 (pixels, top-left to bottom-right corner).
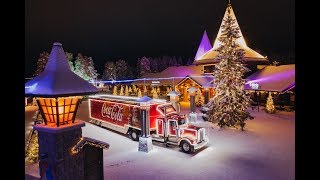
195;88;204;107
103;61;117;80
116;59;128;80
265;92;276;113
132;85;137;93
74;53;98;81
125;85;129;96
119;86;124;96
137;89;142;97
34;52;50;76
113;86;118;95
152;88;158;99
65;52;74;72
206;8;253;131
137;57;151;77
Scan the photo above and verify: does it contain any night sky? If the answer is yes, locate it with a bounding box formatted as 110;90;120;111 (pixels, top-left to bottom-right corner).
25;0;294;77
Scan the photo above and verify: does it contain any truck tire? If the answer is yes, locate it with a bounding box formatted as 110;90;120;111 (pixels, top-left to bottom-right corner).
180;140;192;153
129;130;139;141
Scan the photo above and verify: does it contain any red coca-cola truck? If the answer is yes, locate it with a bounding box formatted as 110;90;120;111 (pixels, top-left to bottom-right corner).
88;94;209;153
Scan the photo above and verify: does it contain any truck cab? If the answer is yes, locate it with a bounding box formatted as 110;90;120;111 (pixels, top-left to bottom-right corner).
151;104;209;153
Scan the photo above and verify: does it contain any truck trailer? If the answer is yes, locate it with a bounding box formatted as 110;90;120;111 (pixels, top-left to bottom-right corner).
88;94;209;153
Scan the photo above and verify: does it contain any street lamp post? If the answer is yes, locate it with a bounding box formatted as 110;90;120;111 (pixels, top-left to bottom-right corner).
167;90;180;113
187;86;197;122
25;42;109;179
202;84;210;104
136;96;153;152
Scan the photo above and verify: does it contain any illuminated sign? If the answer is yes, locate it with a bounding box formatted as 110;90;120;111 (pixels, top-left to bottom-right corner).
152;81;160;84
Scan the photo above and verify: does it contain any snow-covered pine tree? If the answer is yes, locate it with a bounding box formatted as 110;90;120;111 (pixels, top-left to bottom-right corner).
265;92;276;113
65;52;74;72
137;89;142;97
113;86;118;95
34;52;50;76
74;53;98;81
195;88;204;107
125;85;129;96
116;59;128;80
137;57;151;77
152;88;159;99
119;85;124;96
206;8;253;130
103;61;117;81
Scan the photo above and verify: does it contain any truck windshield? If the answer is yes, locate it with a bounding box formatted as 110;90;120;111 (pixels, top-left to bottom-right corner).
159;105;176;115
178;119;186;125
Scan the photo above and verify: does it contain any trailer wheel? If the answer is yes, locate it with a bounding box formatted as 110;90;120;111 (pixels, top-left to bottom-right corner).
129;130;139;141
180;141;191;153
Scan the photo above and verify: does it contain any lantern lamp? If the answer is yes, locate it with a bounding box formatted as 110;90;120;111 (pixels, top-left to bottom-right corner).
25;42;98;127
187;86;197;96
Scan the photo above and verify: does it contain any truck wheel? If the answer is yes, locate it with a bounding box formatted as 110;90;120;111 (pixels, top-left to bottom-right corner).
129;130;139;141
180;141;191;153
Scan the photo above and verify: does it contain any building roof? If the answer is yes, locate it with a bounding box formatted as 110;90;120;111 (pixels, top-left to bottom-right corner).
176;75;214;87
194;4;268;65
194;30;212;60
25;42;98;97
131;65;204;86
244;64;295;93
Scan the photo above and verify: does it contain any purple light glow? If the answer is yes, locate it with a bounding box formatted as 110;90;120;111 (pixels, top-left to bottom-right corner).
245;65;295;92
195;30;212;60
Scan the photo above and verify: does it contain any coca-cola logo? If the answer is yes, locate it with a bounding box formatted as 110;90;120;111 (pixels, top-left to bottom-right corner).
101;103;123;122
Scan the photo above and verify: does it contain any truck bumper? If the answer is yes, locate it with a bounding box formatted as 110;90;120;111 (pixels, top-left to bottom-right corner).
192;137;209;152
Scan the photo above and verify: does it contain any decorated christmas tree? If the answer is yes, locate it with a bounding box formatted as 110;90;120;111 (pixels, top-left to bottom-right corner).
125;85;129;96
132;85;137;93
152;88;159;99
119;85;124;96
265;92;276;113
143;86;147;95
25;131;39;163
137;89;142;97
195;88;204;107
113;86;118;95
128;87;132;93
206;7;253;130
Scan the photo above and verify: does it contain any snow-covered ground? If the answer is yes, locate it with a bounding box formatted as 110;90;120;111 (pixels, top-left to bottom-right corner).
25;102;294;180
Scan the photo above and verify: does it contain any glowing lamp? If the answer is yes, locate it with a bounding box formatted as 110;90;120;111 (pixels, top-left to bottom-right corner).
36;96;81;126
167;90;180;102
187;86;197;96
203;84;210;92
25;42;98;127
136;96;152;137
136;96;152;110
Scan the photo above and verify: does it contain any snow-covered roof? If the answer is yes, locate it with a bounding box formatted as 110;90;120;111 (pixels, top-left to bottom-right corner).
193;4;268;65
131;65;204;86
194;30;212;60
176;74;214;87
244;64;295;93
25;42;98;97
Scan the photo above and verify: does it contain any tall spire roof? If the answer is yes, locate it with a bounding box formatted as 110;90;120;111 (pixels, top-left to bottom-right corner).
194;30;212;60
194;4;267;64
25;42;98;97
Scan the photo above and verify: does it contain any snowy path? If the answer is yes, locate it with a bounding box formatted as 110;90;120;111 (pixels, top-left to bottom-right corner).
82;109;294;180
25;101;294;180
